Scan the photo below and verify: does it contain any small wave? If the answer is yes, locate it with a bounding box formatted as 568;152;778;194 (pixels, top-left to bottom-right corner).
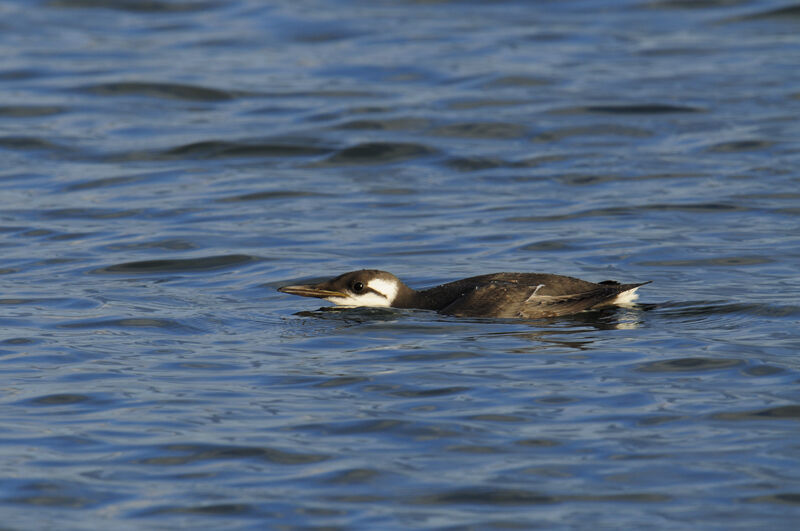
413;487;557;505
506;202;747;222
744;493;800;506
481;75;552;88
57;317;203;334
313;376;371;388
430;122;527;139
713;405;800;421
656;301;800;319
293;418;471;438
727;5;800;22
63;170;176;192
48;0;221;14
445;156;508;171
43;207;140;219
136;443;329;466
217;190;327;202
141;503;254;516
639;256;771;267
0;105;65;118
3;478;119;509
706;139;774;153
321;142;438;165
637;357;743;373
532;124;652;142
77;81;241;101
26;393;95;406
105;238;197;251
552;103;705;115
332;117;430;131
0;136;66;152
95;254;260;274
0;297;99;309
411;486;669;505
159;139;332;159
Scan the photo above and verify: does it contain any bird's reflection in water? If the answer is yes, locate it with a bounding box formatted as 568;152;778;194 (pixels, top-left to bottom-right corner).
294;306;402;323
292;303;650;332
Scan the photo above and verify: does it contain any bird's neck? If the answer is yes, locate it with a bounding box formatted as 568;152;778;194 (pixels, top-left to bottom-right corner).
392;281;468;311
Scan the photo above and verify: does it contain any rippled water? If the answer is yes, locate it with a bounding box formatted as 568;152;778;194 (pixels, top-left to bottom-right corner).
2;0;800;528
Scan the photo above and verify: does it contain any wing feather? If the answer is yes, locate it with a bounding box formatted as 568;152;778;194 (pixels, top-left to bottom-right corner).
439;280;636;318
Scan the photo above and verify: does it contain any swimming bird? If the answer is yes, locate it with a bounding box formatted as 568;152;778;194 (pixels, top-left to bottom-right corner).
278;270;649;319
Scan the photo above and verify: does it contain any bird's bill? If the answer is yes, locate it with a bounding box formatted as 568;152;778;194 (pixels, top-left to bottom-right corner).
277;284;345;299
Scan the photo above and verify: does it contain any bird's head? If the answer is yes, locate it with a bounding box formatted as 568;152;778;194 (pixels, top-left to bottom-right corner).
278;269;404;307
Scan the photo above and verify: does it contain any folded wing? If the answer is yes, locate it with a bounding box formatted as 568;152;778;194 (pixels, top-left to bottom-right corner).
439;280;642;318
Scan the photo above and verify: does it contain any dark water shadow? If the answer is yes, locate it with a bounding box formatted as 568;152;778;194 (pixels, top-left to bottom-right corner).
217;190;328;203
56;317;204;334
93;254;261;274
637;357;743;373
655;300;800;319
0;105;65;118
551;104;705;115
410;486;669;505
2;478;121;509
725;4;800;22
288;304;648;333
75;81;246;101
47;0;222;14
316;142;438;166
293;306;408;323
103;138;333;162
139;503;260;517
712;405;800;422
161;139;332;159
134;443;329;466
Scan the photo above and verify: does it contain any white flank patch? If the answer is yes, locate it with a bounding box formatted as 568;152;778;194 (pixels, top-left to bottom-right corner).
612;287;640;306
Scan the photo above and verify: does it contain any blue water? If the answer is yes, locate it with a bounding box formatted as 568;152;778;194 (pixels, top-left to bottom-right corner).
2;0;800;528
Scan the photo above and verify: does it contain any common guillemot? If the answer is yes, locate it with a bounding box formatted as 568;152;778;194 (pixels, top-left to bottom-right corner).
278;270;649;319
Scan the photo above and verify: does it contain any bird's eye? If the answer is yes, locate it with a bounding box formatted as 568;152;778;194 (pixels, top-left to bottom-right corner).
352;281;364;293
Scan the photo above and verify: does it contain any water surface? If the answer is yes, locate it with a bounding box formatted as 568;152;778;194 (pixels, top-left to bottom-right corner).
1;0;799;528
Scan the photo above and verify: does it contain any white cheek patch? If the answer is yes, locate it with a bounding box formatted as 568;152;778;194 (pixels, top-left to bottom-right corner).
323;278;399;308
366;278;398;304
325;292;392;308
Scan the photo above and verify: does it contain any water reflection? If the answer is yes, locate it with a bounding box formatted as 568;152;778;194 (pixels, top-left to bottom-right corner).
291;304;648;331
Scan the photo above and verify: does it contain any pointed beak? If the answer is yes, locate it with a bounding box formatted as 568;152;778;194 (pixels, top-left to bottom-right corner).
277;283;345;299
